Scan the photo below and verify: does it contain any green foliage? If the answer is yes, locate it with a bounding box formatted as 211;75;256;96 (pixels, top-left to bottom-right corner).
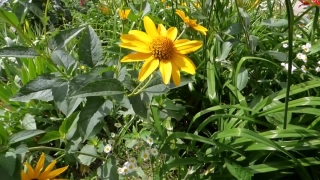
1;0;320;180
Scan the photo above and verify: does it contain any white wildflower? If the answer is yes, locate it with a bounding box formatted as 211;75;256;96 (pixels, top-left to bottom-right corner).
117;167;124;175
283;43;288;48
146;137;154;146
150;148;159;156
111;133;116;138
296;34;302;39
124;162;136;173
302;42;311;53
296;53;307;63
104;144;112;153
316;67;320;72
114;123;122;128
128;157;137;165
122;166;129;175
281;63;297;72
141;150;150;161
301;65;307;73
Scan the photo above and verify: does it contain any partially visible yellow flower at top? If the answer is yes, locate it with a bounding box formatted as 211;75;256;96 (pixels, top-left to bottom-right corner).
236;0;261;11
176;10;208;35
194;2;200;8
98;3;110;15
118;9;131;20
119;16;202;86
21;153;68;180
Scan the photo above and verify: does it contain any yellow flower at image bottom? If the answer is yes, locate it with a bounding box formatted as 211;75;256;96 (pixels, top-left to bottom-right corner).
21;153;68;180
119;16;202;86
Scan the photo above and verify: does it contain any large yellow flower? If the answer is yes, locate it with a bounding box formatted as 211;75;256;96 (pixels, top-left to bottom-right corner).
119;16;202;86
176;10;208;35
21;153;68;180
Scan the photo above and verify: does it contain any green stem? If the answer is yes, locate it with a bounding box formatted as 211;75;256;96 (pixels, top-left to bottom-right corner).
284;0;294;130
28;146;109;162
310;7;319;42
127;74;153;97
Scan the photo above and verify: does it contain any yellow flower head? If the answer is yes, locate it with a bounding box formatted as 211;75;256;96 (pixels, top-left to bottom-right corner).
119;16;203;86
98;3;109;15
175;10;208;35
236;0;261;11
21;153;68;180
118;9;131;20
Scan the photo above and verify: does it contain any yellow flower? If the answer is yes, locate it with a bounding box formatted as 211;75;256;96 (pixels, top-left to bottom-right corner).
119;16;202;86
118;9;131;20
98;3;109;15
175;10;208;35
21;153;68;180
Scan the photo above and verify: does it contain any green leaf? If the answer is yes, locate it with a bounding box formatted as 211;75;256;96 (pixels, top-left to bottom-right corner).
51;50;76;71
19;2;43;19
96;156;119;180
129;94;148;119
236;67;248;91
21;113;36;130
78;97;113;140
0;47;38;57
78;25;103;67
0;125;8;145
9;130;45;144
265;50;287;61
59;112;80;140
223;23;242;35
225;158;253;180
10;74;66;102
0;151;16;176
0;164;15;180
0;9;19;27
261;18;288;27
309;41;320;55
38;131;61;144
78;144;97;166
219;41;233;61
144;84;169;95
71;79;124;98
52;82;83;117
49;27;86;50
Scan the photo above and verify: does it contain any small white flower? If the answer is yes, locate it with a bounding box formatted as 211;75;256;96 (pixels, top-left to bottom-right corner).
318;61;320;65
141;150;150;161
316;67;320;73
124;162;135;172
301;65;307;73
104;144;112;153
302;43;311;53
128;157;137;164
122;166;129;175
150;148;159;156
296;53;307;63
283;43;288;48
111;133;116;138
117;167;124;175
296;34;302;39
281;63;297;72
114;123;122;128
146;137;154;146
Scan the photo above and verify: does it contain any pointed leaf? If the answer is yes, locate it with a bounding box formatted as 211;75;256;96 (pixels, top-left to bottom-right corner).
9;130;45;144
49;27;86;50
0;47;37;57
51;50;76;70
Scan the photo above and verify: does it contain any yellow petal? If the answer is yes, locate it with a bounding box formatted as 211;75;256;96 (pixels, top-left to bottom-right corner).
20;171;29;180
34;153;45;177
128;30;152;43
166;27;178;41
171;63;181;86
120;42;151;53
174;39;189;45
159;60;172;84
25;163;35;177
138;58;159;82
120;34;150;50
171;54;196;74
121;52;152;62
44;166;69;179
43;159;57;173
176;10;187;22
174;40;202;54
191;24;208;35
143;16;159;38
157;24;166;36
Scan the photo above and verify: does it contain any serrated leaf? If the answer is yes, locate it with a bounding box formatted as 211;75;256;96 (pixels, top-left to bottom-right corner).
71;79;124;98
78;145;97;166
78;25;103;67
49;27;85;50
225;159;253;180
52;82;83;117
261;18;288;27
78;97;113;140
10;75;66;102
38;131;61;144
51;50;76;70
9;130;45;144
21;113;36;130
0;47;38;57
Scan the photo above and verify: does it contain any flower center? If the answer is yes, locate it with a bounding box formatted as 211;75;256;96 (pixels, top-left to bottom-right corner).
31;179;38;180
150;36;174;60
